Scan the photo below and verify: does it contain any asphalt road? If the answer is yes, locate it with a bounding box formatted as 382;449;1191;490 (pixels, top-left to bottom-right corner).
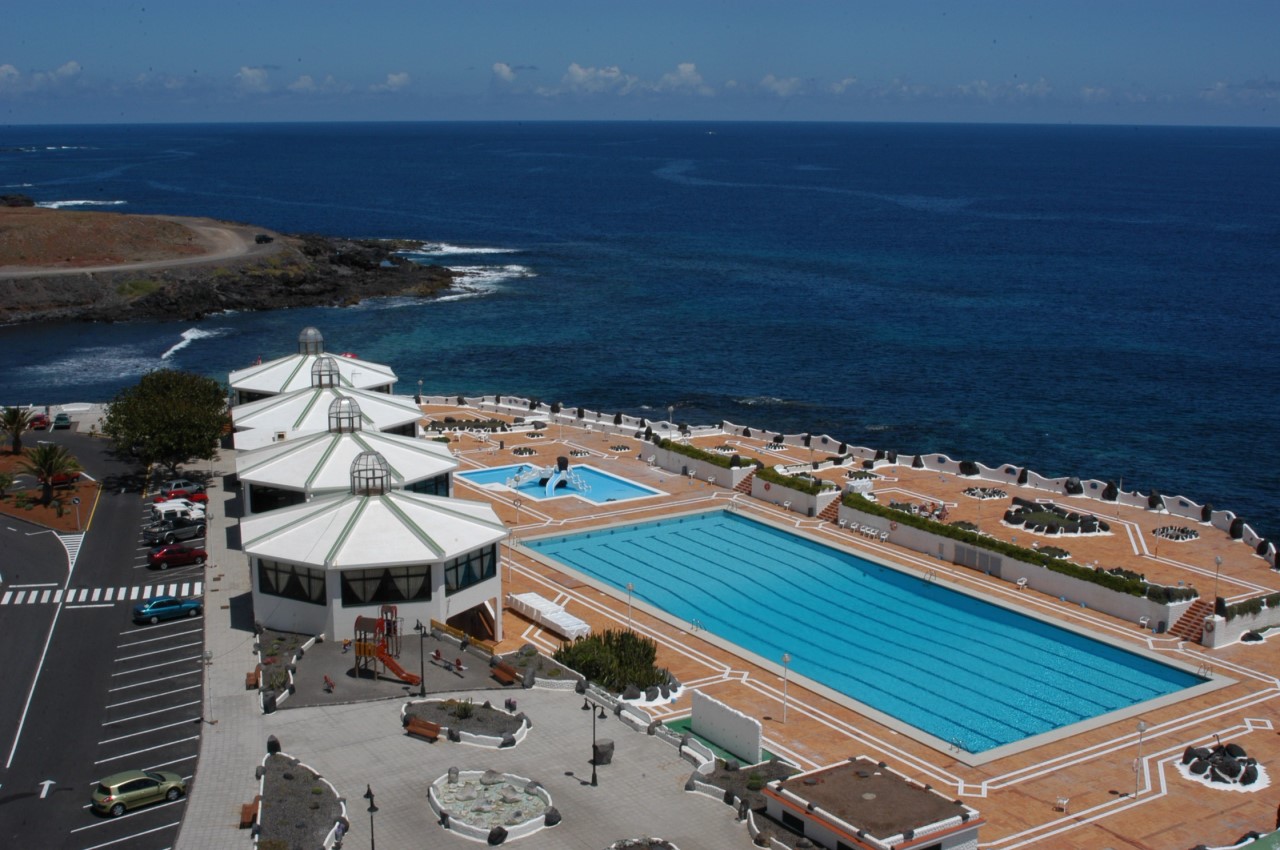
0;430;207;849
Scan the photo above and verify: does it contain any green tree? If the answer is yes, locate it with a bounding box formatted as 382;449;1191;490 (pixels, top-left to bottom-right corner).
102;370;229;475
1;406;36;454
18;444;82;506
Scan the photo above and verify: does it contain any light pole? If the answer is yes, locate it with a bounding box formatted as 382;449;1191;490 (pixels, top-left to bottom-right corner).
626;582;634;631
782;652;791;723
508;497;523;583
582;698;607;786
417;379;423;405
1134;720;1147;798
413;620;427;698
668;405;674;436
203;650;215;724
1212;555;1223;608
364;785;378;850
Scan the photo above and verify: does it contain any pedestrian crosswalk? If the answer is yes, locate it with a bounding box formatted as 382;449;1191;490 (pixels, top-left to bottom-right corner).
0;582;203;606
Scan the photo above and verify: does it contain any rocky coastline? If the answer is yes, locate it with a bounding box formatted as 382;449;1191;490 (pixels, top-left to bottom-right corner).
0;202;458;325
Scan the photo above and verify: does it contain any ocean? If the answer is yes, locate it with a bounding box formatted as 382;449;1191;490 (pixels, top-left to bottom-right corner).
1;122;1278;537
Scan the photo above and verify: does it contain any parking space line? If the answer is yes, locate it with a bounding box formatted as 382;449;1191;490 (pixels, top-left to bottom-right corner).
93;736;199;765
107;670;199;693
72;817;181;843
110;655;203;677
66;603;115;609
118;628;202;649
145;754;198;772
104;699;202;727
114;640;204;663
119;619;194;637
106;684;202;711
99;716;201;745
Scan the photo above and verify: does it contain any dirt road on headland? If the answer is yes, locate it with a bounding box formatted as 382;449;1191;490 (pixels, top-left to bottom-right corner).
0;207;278;277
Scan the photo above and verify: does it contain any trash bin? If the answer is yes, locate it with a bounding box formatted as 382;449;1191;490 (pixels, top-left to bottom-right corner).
499;440;505;450
592;739;614;765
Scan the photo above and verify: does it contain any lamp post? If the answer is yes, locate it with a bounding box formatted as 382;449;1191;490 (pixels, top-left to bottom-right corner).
1134;720;1147;798
413;619;427;697
668;405;674;435
417;378;423;405
582;697;607;786
1212;555;1223;608
364;785;378;850
508;497;523;583
626;582;634;631
782;652;791;723
203;650;214;724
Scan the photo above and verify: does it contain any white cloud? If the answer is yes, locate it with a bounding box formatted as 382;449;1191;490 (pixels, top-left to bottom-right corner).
371;72;409;92
656;62;712;95
492;62;516;83
830;76;857;95
760;74;801;97
236;66;270;93
1080;85;1110;103
560;63;639;94
0;64;20;91
289;75;317;93
1199;77;1280;104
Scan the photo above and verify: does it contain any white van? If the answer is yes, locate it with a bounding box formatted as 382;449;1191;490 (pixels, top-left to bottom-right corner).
152;501;206;522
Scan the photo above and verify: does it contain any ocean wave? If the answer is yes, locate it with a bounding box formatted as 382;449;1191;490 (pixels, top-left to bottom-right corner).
20;346;159;388
435;264;536;302
733;396;797;407
36;199;128;209
3;182;35;189
161;327;230;360
400;241;519;257
339;296;424;312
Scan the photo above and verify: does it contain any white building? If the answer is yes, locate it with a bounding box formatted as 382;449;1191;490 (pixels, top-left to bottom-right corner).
235;397;457;515
228;326;397;405
240;452;507;642
230;355;423;451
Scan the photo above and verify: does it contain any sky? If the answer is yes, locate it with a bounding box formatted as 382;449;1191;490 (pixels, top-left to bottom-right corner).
3;1;1279;126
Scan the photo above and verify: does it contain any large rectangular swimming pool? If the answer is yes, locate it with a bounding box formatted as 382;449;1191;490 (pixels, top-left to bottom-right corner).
526;511;1205;754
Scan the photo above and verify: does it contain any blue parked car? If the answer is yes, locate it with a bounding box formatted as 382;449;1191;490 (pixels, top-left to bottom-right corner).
133;595;202;624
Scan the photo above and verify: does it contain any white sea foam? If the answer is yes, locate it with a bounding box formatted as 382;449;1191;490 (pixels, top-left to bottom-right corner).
435;264;536;302
21;347;159;387
36;199;128;209
161;327;230;360
401;242;519;256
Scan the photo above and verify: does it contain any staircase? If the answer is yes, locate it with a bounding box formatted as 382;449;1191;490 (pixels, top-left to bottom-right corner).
817;498;842;524
1168;599;1215;644
734;471;755;495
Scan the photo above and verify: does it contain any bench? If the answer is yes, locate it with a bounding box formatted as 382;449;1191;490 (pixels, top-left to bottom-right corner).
404;717;441;742
245;667;260;690
491;661;520;685
239;795;261;828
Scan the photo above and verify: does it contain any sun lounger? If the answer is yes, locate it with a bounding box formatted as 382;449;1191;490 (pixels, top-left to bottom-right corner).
507;592;591;640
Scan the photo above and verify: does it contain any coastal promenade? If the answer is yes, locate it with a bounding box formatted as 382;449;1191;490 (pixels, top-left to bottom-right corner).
173;401;1280;850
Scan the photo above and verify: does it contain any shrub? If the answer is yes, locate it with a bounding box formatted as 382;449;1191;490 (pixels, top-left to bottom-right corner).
755;465;832;496
553;629;669;692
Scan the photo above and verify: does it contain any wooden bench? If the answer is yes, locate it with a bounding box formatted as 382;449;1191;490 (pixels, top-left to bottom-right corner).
404;717;441;742
491;661;520;685
239;795;261;828
245;667;260;690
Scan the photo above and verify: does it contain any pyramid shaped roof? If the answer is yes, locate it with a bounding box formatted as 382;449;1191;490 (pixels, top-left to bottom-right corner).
236;429;457;493
229;352;397;397
231;386;422;450
241;489;506;569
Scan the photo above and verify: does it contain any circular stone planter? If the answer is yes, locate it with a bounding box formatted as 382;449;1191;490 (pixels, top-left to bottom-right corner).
609;840;681;850
402;699;530;748
429;769;552;843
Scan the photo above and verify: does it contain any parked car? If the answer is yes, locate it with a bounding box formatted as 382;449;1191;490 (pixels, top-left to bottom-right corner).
155;488;209;504
132;595;202;624
52;412;72;429
28;413;50;430
147;544;208;569
143;516;206;545
91;769;187;816
151;499;206;519
161;478;205;494
47;470;82;488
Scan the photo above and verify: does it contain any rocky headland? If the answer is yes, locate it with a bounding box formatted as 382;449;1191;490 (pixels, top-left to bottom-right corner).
0;200;457;324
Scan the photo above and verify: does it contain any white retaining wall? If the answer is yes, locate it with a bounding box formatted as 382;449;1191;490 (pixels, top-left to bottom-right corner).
691;690;763;765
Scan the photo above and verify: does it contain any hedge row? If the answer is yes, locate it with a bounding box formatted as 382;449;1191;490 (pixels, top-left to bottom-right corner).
756;465;835;496
657;438;738;470
1224;592;1280;622
841;493;1198;603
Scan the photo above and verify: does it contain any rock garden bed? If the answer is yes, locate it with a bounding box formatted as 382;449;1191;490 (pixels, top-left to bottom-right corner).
698;758;801;847
257;751;344;850
405;698;525;738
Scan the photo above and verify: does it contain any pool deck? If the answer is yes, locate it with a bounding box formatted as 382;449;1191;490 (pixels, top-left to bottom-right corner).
434;405;1280;849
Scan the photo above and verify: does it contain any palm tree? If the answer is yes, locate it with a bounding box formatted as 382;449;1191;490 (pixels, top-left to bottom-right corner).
1;406;35;454
18;444;82;506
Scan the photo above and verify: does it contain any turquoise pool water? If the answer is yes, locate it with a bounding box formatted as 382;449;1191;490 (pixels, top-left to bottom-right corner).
526;511;1204;754
458;463;661;504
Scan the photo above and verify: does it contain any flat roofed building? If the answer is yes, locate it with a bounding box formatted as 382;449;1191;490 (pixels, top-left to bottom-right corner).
229;326;397;405
240;451;507;641
235;397;457;514
763;757;982;850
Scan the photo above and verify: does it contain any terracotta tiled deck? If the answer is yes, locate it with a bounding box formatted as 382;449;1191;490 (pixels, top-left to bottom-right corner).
434;405;1280;849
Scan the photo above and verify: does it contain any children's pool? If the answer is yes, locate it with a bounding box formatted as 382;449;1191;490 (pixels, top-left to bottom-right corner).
458;463;662;504
526;510;1205;754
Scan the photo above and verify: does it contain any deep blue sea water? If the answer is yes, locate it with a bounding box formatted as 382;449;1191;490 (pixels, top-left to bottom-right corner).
2;122;1278;536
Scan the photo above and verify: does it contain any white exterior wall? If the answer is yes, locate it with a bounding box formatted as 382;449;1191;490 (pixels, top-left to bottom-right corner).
651;445;754;489
249;559;329;636
691;690;762;765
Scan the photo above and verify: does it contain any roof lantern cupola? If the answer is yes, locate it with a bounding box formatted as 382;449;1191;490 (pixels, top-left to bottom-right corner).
311;355;341;389
350;451;390;496
328;397;364;433
298;326;325;355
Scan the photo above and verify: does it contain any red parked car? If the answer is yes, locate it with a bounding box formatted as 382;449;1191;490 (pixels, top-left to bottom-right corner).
147;544;208;569
29;413;50;430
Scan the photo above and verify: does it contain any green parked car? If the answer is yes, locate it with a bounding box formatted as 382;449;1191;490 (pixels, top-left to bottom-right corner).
91;769;186;817
52;412;72;429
